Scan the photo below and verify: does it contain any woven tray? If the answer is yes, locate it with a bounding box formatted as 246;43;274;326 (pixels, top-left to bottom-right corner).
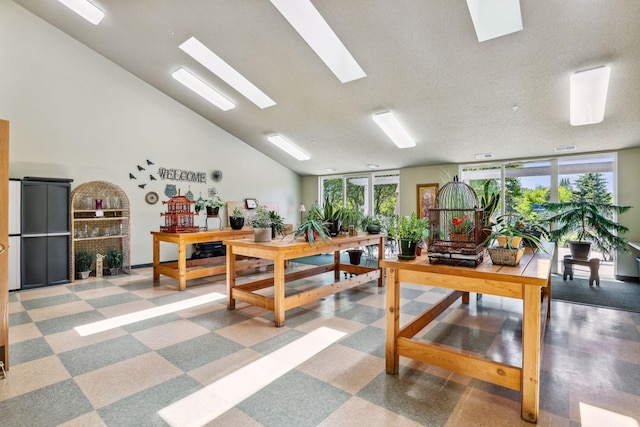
488;247;524;266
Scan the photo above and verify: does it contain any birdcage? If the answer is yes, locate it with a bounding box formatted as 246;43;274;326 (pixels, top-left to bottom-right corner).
427;176;486;265
160;190;199;233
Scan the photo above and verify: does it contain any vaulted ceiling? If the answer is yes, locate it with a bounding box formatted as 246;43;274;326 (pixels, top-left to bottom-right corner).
12;0;640;176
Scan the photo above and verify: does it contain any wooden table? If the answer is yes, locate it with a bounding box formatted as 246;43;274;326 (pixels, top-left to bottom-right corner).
151;228;272;291
224;233;385;327
381;242;554;423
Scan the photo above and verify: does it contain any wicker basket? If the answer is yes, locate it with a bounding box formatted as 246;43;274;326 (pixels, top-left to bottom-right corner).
488;247;524;266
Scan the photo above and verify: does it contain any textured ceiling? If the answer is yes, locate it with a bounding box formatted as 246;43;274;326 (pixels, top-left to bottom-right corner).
12;0;640;176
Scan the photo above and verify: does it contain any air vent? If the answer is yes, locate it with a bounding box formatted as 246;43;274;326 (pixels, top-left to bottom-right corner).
474;153;494;160
554;145;576;153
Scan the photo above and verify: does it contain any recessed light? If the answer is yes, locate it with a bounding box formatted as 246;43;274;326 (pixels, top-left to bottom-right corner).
326;168;337;173
475;153;494;160
555;145;576;153
171;68;235;111
57;0;104;25
372;111;416;149
570;66;610;126
270;0;366;83
466;0;523;42
367;164;381;169
180;37;276;109
268;135;311;161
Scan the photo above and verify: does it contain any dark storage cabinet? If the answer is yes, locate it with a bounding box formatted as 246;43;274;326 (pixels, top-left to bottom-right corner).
21;179;72;289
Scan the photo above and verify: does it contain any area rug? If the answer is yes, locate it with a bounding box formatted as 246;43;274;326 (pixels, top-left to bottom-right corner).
551;274;640;312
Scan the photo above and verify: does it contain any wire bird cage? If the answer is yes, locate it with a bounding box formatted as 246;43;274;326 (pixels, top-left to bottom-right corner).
427;176;486;265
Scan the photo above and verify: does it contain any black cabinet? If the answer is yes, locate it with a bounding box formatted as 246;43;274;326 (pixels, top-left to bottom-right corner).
21;179;72;289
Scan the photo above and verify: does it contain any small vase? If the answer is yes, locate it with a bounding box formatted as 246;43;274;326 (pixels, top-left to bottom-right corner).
95;199;103;210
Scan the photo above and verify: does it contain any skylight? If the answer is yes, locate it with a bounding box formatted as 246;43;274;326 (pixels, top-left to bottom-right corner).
270;0;366;83
171;68;235;111
466;0;523;42
57;0;104;25
179;37;276;109
268;135;311;161
570;66;611;126
373;111;416;149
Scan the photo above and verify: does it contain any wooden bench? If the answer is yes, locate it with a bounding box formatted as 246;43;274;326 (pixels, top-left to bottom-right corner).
563;255;600;286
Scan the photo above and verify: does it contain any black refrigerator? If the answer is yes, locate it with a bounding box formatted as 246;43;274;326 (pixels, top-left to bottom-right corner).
21;177;73;289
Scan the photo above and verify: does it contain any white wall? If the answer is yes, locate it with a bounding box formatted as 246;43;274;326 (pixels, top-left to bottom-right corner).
0;0;301;265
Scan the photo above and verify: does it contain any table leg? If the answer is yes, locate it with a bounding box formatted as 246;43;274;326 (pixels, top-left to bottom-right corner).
521;285;542;423
334;250;340;282
152;236;160;282
377;237;384;287
273;253;286;327
226;245;237;310
177;239;187;291
385;267;400;374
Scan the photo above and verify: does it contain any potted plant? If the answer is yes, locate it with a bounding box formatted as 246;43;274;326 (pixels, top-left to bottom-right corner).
249;205;273;242
484;216;544;266
269;210;286;238
478;180;500;241
361;215;382;234
388;212;427;260
75;250;94;279
341;207;363;236
449;212;474;242
205;195;224;216
106;247;123;275
229;205;245;230
290;202;331;245
322;196;342;237
542;199;632;260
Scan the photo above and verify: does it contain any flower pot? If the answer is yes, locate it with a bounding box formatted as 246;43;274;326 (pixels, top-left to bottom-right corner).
398;239;417;260
347;249;364;265
488;247;524;265
206;206;219;216
109;267;119;276
304;229;320;242
77;270;90;279
496;236;522;248
253;228;272;242
229;216;244;230
366;224;381;234
568;241;591;260
328;219;341;237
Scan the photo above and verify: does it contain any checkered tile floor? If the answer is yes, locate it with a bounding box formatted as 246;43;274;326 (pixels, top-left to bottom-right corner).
2;262;640;426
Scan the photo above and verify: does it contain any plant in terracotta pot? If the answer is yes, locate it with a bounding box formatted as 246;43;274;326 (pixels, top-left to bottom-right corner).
290;202;331;245
229;205;245;230
388;212;427;260
75;250;94;279
542;199;631;260
248;205;273;242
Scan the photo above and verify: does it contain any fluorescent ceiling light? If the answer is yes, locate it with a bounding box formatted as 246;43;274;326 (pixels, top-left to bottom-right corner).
172;68;235;111
57;0;104;25
570;66;611;126
372;111;416;149
268;135;310;161
466;0;523;42
179;37;276;109
270;0;366;83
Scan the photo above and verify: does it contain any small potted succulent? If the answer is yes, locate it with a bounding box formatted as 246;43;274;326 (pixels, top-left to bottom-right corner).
229;205;245;230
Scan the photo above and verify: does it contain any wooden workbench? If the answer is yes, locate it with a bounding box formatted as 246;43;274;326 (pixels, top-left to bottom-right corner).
381;242;554;423
224;232;385;327
151;228;272;291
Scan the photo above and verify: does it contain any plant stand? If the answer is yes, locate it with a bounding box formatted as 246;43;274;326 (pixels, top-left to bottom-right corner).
563;255;600;286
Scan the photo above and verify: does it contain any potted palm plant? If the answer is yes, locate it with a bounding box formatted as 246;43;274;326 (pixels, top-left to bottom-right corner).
388;212;427;260
542;199;632;260
229;205;245;230
248;205;272;242
75;250;94;279
290;202;331;245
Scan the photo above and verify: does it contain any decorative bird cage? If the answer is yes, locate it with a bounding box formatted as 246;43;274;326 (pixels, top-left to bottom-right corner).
160;190;199;233
427;176;486;265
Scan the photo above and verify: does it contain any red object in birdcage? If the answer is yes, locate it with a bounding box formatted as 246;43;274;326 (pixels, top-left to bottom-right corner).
160;190;199;233
426;176;486;265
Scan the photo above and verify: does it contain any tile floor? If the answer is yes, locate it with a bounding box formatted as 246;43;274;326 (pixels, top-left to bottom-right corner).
2;262;640;426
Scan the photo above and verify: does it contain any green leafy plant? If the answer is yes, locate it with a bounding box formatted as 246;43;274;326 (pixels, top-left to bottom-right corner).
290;202;331;245
106;248;123;269
248;205;272;228
479;181;500;228
484;215;544;250
322;195;343;221
269;210;286;236
205;195;224;208
450;212;473;234
230;205;245;218
340;207;363;233
388;212;427;242
75;250;94;272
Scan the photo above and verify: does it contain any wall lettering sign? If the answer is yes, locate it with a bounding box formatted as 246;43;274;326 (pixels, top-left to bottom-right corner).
157;167;207;183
